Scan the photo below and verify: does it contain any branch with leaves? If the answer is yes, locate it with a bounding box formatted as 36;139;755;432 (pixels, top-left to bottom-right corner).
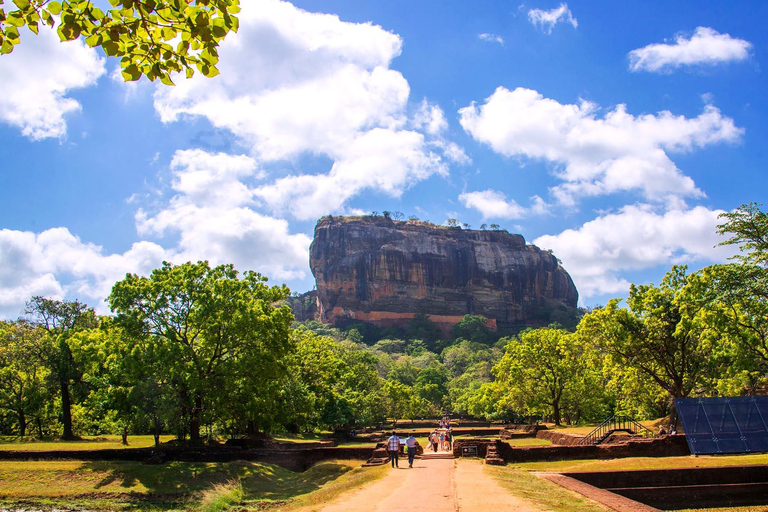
1;0;239;84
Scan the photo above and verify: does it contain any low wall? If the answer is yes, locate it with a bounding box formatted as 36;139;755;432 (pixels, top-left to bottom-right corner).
535;430;584;445
453;435;689;462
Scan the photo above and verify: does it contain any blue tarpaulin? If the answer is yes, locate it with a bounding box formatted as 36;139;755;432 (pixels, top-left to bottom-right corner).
674;396;768;455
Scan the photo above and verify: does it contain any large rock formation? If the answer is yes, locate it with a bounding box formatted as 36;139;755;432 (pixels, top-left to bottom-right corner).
305;216;578;333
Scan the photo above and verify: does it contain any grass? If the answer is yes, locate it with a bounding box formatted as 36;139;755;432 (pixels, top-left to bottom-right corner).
0;458;376;511
505;437;552;447
514;453;768;472
0;434;174;451
484;463;610;512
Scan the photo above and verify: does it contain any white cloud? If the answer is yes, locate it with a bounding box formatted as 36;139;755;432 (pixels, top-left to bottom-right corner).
252;129;446;220
459;87;743;206
152;0;452;217
0;228;167;317
0;26;104;140
478;33;505;45
629;27;752;73
413;99;448;135
528;3;577;34
137;150;312;279
459;190;526;219
534;204;736;299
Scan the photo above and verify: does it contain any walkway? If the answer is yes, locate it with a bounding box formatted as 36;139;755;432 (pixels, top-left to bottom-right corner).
319;455;542;512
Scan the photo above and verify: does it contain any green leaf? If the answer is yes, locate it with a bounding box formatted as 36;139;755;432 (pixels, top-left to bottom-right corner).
159;73;174;86
12;0;30;10
202;64;219;78
46;1;62;15
121;63;141;81
0;39;15;54
101;40;119;56
6;11;25;27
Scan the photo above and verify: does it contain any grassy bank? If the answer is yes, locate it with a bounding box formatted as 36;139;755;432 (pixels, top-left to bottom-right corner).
0;434;174;451
0;458;383;511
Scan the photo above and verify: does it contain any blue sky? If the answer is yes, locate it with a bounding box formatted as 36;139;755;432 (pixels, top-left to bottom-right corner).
1;0;766;318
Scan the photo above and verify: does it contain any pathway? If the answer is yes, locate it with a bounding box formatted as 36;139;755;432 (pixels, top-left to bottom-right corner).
318;454;542;512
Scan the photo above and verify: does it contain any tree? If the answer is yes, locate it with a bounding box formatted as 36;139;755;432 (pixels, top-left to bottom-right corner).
452;314;495;345
381;379;411;426
717;202;768;266
579;266;722;409
446;218;460;228
681;203;768;391
489;224;500;230
1;0;240;83
0;320;50;437
494;327;601;425
109;260;294;442
25;296;98;440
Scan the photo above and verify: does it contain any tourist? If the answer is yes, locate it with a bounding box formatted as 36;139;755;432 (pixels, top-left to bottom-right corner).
430;430;439;452
657;425;667;436
439;430;445;451
405;432;419;468
387;431;401;468
445;429;452;451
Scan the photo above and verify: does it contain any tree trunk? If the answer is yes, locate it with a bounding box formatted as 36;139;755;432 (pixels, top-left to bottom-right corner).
60;379;76;440
553;400;561;427
18;410;26;437
121;426;129;445
36;416;43;439
189;393;202;442
153;416;161;447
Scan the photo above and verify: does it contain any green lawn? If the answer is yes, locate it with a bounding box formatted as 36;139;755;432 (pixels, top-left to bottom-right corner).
0;434;175;451
0;458;383;511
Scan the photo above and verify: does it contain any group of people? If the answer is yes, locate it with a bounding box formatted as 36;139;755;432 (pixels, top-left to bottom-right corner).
386;431;419;468
386;418;455;469
428;428;452;452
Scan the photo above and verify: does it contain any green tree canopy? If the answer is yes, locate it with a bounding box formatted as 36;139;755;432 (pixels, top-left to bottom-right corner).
0;0;240;83
109;260;293;441
24;296;98;440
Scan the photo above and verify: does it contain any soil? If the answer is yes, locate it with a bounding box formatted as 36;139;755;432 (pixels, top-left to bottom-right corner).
317;456;541;511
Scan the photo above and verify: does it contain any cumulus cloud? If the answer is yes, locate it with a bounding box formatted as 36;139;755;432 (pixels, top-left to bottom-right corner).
0;26;105;139
252;129;446;220
0;228;167;317
459;87;743;206
152;0;451;216
629;27;752;73
459;190;527;219
478;33;505;45
534;204;736;299
528;3;577;34
137;149;312;279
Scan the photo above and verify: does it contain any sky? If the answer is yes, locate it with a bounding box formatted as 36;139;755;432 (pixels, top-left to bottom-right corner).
1;0;766;318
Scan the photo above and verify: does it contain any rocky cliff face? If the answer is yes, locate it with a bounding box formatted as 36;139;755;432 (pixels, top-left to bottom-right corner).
306;216;578;332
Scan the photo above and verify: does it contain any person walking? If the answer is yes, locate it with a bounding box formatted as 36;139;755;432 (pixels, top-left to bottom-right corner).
445;429;452;451
430;431;439;452
387;431;401;468
405;432;419;468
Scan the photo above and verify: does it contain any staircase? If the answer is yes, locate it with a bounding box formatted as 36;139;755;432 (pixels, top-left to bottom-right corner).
578;415;655;445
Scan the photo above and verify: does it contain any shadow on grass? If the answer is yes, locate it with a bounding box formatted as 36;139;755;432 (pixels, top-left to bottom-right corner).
78;459;352;503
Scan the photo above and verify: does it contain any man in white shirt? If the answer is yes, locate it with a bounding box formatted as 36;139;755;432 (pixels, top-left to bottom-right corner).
387;431;401;468
405;432;419;468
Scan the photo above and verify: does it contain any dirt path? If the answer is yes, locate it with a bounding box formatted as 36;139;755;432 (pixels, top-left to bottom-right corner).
318;457;541;512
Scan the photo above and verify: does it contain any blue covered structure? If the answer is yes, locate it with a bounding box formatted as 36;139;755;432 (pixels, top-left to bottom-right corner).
675;397;768;455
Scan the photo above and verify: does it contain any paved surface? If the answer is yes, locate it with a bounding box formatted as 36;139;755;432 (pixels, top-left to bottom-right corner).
319;457;541;512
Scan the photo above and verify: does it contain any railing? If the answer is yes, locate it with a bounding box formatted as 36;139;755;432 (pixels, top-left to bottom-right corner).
578;415;655;445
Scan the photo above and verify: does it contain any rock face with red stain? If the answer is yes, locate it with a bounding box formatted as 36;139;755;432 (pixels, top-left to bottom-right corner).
306;215;578;333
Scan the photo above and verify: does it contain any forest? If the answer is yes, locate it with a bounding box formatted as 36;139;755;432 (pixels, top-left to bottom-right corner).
0;203;765;442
